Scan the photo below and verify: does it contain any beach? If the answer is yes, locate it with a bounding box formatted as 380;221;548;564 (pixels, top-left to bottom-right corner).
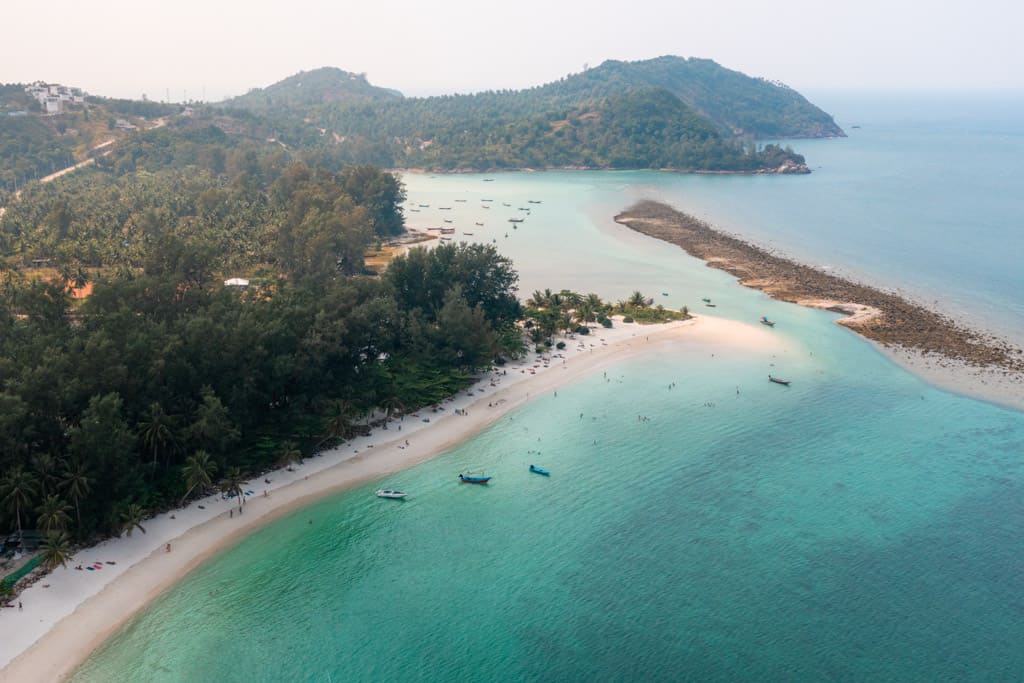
0;314;783;682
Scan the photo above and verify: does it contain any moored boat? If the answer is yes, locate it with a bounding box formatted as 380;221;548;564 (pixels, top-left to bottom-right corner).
705;303;716;308
701;297;712;303
529;464;550;476
459;473;491;484
376;489;407;499
760;317;776;327
768;375;791;386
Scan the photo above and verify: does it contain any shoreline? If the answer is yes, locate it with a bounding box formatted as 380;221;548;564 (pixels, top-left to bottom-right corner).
395;163;810;176
614;201;1024;412
0;315;782;681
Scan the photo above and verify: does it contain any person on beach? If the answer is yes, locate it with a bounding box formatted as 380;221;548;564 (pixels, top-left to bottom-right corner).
165;543;171;553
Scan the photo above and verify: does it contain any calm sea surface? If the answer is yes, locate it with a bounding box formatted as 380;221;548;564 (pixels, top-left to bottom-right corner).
75;93;1024;681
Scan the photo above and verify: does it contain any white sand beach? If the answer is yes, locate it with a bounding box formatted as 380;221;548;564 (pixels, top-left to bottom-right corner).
0;315;784;682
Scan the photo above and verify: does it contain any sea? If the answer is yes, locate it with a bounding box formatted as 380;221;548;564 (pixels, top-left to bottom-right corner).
74;92;1024;681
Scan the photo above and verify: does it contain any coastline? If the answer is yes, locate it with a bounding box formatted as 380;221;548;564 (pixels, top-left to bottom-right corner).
0;315;783;682
615;201;1024;412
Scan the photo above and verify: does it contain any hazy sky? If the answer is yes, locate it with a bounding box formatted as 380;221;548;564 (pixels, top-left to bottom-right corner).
3;0;1021;101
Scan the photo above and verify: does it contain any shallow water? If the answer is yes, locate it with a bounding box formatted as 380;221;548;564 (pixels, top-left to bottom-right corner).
75;94;1024;681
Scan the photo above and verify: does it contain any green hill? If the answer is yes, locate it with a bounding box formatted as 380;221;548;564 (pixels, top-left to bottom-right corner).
540;56;845;139
294;56;839;171
225;67;403;113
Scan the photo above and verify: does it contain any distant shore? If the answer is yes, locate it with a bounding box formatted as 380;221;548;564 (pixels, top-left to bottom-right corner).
0;315;783;682
396;161;810;175
615;200;1024;411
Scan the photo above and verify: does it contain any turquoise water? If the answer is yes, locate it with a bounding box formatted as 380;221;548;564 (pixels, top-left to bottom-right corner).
75;95;1024;681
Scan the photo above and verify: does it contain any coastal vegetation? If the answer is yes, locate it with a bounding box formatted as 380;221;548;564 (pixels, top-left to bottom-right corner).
523;288;689;348
2;56;840;191
264;57;833;172
0;148;524;553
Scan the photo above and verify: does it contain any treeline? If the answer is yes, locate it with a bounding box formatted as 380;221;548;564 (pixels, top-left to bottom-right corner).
523;288;689;347
86;96;181;119
1;142;404;274
0;116;78;191
317;87;806;172
0;158;524;557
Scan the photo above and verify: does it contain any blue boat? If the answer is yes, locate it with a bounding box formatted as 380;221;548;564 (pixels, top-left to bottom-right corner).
459;473;491;484
529;465;550;476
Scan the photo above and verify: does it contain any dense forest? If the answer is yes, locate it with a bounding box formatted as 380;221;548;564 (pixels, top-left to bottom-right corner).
2;56;839;189
217;56;841;172
0;145;526;563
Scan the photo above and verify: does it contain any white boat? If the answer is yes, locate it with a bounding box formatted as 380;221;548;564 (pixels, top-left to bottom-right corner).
375;489;407;499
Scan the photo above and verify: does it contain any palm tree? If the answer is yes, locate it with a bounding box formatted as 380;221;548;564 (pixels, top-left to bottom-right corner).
36;495;72;534
120;504;147;537
180;450;218;505
559;290;583;309
220;467;245;508
0;466;38;543
585;293;606;318
31;453;59;498
379;396;405;425
39;531;73;571
60;460;91;533
139;402;176;471
575;302;594;327
276;442;303;470
628;291;652;308
318;399;356;447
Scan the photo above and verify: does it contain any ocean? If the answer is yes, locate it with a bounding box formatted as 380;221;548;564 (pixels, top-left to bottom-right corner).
74;93;1024;681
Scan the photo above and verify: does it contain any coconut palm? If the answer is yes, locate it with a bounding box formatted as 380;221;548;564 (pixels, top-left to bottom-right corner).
60;460;91;533
0;466;38;542
559;290;583;309
628;291;652;308
379;396;405;424
276;441;303;469
31;453;60;499
319;399;356;447
138;402;177;471
220;467;245;508
120;504;147;537
180;450;218;505
36;494;72;534
39;531;73;571
528;290;549;308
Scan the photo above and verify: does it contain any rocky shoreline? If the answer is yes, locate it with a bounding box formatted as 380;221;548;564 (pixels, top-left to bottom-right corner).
614;201;1024;377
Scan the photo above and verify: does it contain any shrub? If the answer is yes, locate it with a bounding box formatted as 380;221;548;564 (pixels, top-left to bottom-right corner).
576;326;590;335
556;341;566;350
623;316;634;323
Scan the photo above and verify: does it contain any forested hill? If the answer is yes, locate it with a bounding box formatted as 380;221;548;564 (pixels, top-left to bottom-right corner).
225;67;403;113
224;56;840;172
535;57;845;139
